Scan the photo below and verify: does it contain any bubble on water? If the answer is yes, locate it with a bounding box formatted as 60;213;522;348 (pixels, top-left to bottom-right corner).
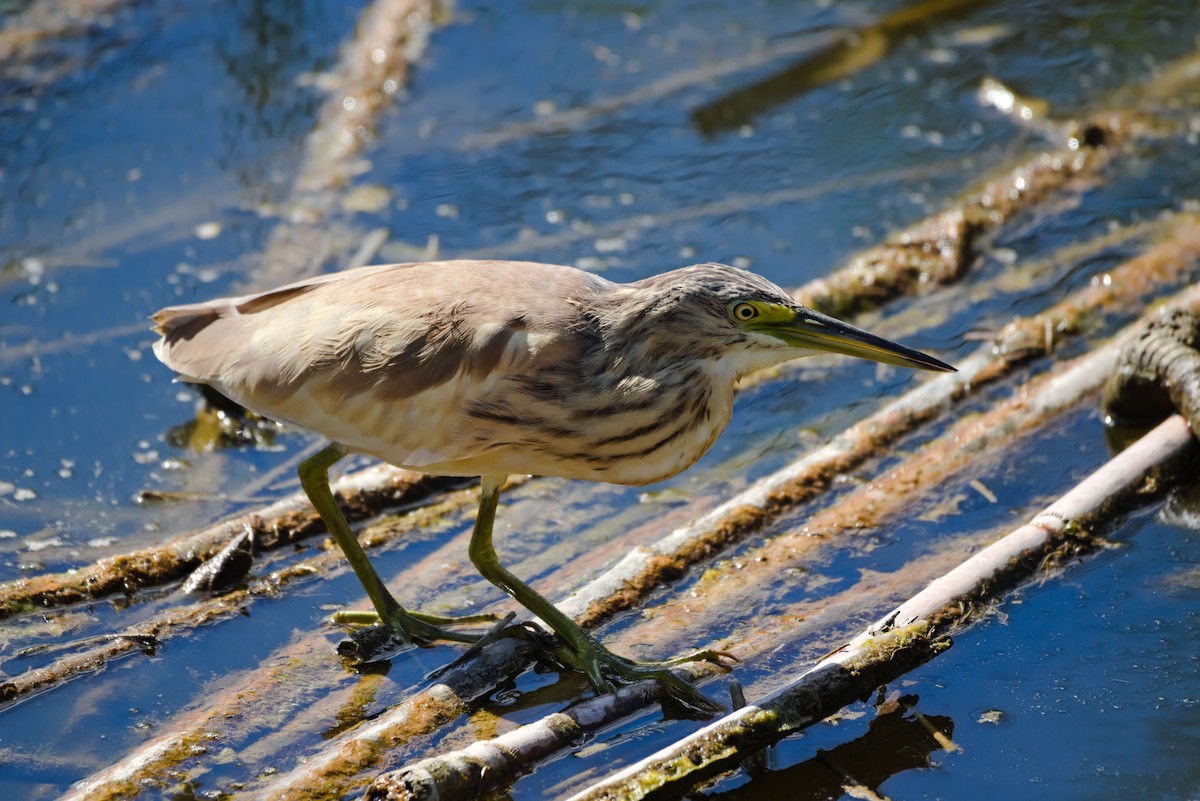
26;537;63;551
977;709;1008;725
593;237;626;253
194;221;222;240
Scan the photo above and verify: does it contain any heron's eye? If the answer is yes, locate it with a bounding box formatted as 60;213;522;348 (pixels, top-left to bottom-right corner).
731;302;759;322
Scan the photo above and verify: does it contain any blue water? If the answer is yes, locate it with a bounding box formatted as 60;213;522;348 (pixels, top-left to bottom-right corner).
1;0;1198;798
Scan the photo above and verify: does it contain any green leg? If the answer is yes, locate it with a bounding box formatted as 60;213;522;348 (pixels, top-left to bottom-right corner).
468;474;732;713
298;443;483;644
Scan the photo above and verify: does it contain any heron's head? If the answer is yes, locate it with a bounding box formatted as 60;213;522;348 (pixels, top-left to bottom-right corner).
623;263;955;376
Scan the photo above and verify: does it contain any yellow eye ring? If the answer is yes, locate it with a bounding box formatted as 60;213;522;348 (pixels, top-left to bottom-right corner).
731;302;759;321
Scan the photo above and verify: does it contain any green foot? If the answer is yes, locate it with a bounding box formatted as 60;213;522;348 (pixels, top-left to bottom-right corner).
545;631;737;715
466;473;737;716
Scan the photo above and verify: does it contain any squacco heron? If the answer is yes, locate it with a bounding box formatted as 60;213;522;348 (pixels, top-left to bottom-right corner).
153;259;953;710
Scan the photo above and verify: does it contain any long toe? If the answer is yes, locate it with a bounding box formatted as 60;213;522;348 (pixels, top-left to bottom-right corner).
407;610;502;626
563;638;726;716
331;608;490;643
656;648;740;670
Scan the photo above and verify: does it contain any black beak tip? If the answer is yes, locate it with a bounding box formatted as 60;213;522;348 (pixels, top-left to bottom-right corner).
926;356;957;373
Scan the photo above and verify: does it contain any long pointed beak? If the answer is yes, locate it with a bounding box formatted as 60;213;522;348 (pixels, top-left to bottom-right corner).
775;307;956;372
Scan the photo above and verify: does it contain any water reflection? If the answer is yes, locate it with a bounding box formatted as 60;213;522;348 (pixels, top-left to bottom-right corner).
213;0;323;191
708;703;955;800
691;0;985;136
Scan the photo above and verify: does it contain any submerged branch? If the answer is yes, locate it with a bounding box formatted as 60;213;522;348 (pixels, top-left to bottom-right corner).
254;0;446;289
363;679;684;801
0;470;489;708
0;465;458;622
466;0;980;149
0;0;132;80
1103;308;1200;437
565;414;1197;801
0;322;147;366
